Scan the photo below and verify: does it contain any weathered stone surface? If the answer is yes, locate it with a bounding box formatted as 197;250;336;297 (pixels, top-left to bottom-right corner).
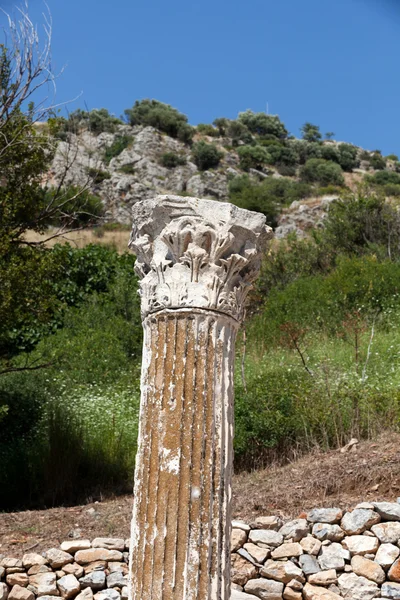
340;509;380;535
22;555;47;570
0;583;8;600
91;539;124;552
75;551;122;565
57;575;80;599
45;550;73;570
376;542;400;569
342;535;379;555
248;530;283;548
5;575;27;588
74;588;93;600
260;559;304;584
243;544;270;564
279;519;309;542
311;523;344;542
28;573;58;596
106;573;127;589
60;541;91;554
83;563;106;575
26;566;51;576
389;558;400;582
373;502;400;521
107;563;128;575
0;562;22;570
351;555;385;583
120;587;127;600
337;572;379;599
271;543;303;559
232;521;251;532
283;589;301;600
244;578;284;600
308;570;337;586
231;590;259;600
62;564;84;578
382;581;400;599
299;554;320;575
307;508;342;524
232;529;248;552
79;572;105;591
251;517;282;531
371;522;400;544
300;536;321;556
8;586;34;600
318;543;348;570
303;583;342;599
231;555;258;587
93;591;120;600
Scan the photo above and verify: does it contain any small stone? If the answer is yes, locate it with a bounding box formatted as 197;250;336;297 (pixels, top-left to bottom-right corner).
45;549;73;569
5;571;23;576
308;570;337;586
106;573;127;589
94;591;120;600
57;575;80;599
243;543;270;564
0;567;5;580
56;572;64;580
344;564;352;572
340;509;380;535
28;572;58;596
75;550;122;565
373;502;400;521
22;555;47;569
107;564;128;575
237;548;258;566
27;566;51;576
389;558;400;582
60;541;91;554
371;522;400;544
311;524;344;542
120;587;128;600
5;576;27;589
232;520;251;532
382;582;400;599
318;543;347;571
231;591;259;600
83;563;107;575
303;583;342;599
283;588;301;600
279;519;309;542
260;559;304;584
351;555;385;583
376;542;400;569
271;543;303;559
300;536;321;556
79;572;106;591
230;554;257;587
248;530;283;548
0;583;8;600
0;562;21;571
231;529;248;552
8;586;34;600
62;564;84;578
299;554;320;575
355;502;375;510
251;516;282;531
244;578;284;599
307;508;342;524
74;588;93;600
91;540;125;552
337;572;379;600
342;535;379;555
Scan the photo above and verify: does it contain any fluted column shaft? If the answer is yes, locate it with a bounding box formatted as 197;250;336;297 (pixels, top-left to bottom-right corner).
130;309;237;600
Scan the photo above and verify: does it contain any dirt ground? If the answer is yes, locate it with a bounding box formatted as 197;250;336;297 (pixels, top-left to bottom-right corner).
1;433;399;557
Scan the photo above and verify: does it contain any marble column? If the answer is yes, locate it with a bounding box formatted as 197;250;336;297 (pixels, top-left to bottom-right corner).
128;195;271;600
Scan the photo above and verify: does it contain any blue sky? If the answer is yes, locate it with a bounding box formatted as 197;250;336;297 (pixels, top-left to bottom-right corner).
1;0;400;155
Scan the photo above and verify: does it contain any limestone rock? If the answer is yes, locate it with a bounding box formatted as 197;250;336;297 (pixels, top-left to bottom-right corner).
279;519;309;542
244;578;284;600
351;555;385;583
91;539;124;552
231;554;258;587
283;588;301;600
60;541;91;554
22;555;47;569
62;564;84;578
248;530;283;548
120;587;127;600
105;573;127;589
371;522;400;544
299;554;320;575
260;559;304;583
0;562;21;571
93;591;120;600
318;543;348;570
376;542;400;569
8;586;34;600
243;543;270;564
382;582;400;599
233;521;251;532
308;570;337;586
74;588;93;600
307;508;342;524
0;583;8;600
389;558;400;582
373;502;400;521
337;572;379;600
311;524;344;542
303;583;342;599
5;576;27;589
107;563;128;575
300;536;321;556
57;575;80;599
79;572;106;591
232;529;248;552
83;563;106;575
271;543;303;559
340;509;380;535
75;550;122;565
28;573;58;596
342;535;379;555
231;590;260;600
251;517;282;531
45;550;73;570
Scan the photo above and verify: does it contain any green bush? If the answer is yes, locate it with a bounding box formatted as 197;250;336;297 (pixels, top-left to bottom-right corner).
300;158;344;186
124;99;194;143
237;145;270;171
368;170;400;186
226;120;253;146
213;117;229;136
159;152;186;168
370;153;387;170
191;141;223;170
87;167;112;184
118;164;136;175
300;122;322;143
196;123;219;137
387;154;399;162
238;111;288;139
338;143;359;172
103;135;133;164
55;109;122;136
45;186;103;228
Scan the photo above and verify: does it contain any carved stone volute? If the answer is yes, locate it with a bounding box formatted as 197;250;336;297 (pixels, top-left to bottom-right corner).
129;195;272;321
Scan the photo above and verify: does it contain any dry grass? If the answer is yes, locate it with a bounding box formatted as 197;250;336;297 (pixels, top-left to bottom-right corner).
1;433;399;556
24;228;131;254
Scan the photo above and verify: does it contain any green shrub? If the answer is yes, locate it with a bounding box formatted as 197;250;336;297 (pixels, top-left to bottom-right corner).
45;186;103;228
300;159;344;186
213;117;229;136
263;144;298;167
103;135;133;164
191;141;223;170
321;145;340;162
368;170;400;186
196;123;219;137
277;165;297;177
238;111;288;139
159;152;186;168
118;164;136;175
300;122;322;143
124;99;194;143
337;143;359;171
226;120;253;146
55;109;122;136
237;145;270;171
370;153;387;170
87;167;112;184
387;154;399;162
384;184;400;197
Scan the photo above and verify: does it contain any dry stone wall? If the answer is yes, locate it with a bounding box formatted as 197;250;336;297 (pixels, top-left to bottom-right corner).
2;502;400;599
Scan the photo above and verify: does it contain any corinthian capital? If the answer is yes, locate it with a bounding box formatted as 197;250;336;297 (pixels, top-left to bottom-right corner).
129;195;272;321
